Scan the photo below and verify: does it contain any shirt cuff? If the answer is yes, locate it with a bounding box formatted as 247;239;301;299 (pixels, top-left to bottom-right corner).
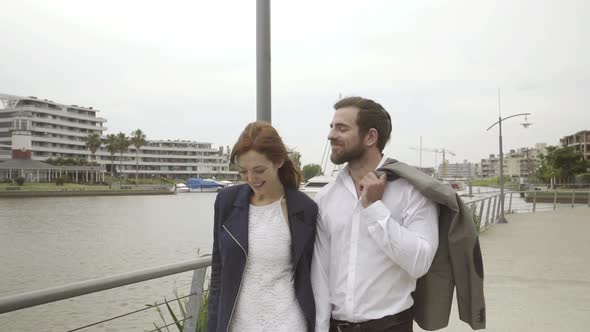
361;200;391;229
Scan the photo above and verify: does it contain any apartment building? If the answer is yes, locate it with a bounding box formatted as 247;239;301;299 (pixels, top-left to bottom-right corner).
438;160;480;179
480;143;547;179
560;130;590;160
0;93;236;180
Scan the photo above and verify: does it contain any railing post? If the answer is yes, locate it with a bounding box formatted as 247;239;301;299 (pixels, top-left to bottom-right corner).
508;192;513;214
491;195;497;223
478;200;485;227
553;191;557;210
468;203;477;230
485;197;492;226
533;191;537;212
183;268;207;332
571;191;575;208
496;193;502;219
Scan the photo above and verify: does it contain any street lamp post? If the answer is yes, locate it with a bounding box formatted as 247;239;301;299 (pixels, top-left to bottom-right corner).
256;0;271;123
486;111;532;223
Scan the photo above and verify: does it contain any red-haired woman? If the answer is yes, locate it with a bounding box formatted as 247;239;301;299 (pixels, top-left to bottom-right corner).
207;121;318;332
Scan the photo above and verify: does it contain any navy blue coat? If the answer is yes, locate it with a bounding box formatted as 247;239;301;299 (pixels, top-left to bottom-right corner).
206;184;318;332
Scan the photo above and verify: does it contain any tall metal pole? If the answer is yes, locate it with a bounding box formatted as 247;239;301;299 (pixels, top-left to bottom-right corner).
256;0;271;123
498;116;507;223
497;89;507;223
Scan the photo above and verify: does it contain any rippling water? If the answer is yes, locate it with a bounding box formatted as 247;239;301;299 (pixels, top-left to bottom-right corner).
0;193;217;332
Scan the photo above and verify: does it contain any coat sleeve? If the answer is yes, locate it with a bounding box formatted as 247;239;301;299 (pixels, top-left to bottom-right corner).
311;202;331;332
206;194;222;332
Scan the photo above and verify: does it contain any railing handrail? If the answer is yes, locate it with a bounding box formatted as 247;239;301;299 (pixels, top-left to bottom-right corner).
464;192;502;204
0;256;212;315
464;190;590;204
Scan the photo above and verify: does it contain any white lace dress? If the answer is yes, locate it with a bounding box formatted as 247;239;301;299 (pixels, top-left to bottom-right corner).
229;199;307;332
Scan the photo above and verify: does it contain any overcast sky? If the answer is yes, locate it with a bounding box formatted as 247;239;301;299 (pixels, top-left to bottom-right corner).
1;0;588;170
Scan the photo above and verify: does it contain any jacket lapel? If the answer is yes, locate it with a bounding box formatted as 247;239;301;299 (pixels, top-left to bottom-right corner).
222;184;251;254
285;187;314;268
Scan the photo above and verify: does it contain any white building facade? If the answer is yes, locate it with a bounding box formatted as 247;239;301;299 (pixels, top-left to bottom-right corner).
438;160;480;179
0;93;236;180
479;143;547;179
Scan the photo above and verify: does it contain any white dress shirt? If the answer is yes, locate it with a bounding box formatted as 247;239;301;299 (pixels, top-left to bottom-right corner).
311;160;439;332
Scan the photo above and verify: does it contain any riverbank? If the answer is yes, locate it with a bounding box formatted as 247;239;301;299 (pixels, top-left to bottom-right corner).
0;183;173;198
0;189;174;198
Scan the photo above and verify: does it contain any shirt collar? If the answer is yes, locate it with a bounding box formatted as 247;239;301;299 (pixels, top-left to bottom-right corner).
336;155;387;185
336;155;387;178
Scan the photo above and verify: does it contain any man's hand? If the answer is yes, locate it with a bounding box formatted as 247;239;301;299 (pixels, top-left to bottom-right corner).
359;173;387;208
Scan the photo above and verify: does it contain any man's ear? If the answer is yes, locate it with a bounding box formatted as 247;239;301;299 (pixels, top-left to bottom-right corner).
365;128;379;148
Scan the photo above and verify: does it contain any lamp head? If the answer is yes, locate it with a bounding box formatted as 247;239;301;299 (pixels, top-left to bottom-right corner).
521;115;532;128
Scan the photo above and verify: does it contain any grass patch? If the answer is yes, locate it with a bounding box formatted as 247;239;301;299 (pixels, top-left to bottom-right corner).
0;182;111;191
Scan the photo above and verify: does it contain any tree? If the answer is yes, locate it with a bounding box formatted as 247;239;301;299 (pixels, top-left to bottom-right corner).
130;129;147;180
82;134;101;183
302;164;322;182
536;146;587;184
289;150;302;171
104;134;118;176
115;132;130;178
84;133;102;163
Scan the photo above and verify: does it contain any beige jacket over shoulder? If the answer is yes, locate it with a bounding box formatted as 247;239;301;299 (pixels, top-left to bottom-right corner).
375;159;485;331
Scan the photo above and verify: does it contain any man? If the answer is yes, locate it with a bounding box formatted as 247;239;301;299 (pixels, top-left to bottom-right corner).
311;97;439;332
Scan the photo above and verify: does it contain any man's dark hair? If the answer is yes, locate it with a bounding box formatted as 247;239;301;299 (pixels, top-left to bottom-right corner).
333;96;392;152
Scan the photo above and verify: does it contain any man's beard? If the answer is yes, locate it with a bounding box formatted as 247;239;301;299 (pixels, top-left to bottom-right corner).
330;140;365;165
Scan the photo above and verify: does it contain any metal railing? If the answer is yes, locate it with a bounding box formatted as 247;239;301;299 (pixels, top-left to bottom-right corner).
0;257;212;332
464;190;590;232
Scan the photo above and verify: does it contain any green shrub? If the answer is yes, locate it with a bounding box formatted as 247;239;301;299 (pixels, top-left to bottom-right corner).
148;289;209;332
574;173;590;184
55;177;65;186
15;177;25;186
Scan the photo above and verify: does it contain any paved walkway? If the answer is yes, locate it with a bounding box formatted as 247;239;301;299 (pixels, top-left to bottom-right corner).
416;206;590;332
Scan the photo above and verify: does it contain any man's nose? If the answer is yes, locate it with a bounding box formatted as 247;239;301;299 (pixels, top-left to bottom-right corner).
327;128;337;141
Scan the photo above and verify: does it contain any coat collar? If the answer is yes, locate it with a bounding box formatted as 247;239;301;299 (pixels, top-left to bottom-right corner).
222;184;252;254
222;184;314;267
285;186;315;268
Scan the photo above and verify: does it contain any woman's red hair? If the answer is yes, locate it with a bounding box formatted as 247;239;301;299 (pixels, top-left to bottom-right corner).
230;121;301;189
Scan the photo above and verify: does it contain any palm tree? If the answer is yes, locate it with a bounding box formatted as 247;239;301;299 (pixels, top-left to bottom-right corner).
130;129;147;180
115;132;130;179
84;133;102;163
104;134;118;176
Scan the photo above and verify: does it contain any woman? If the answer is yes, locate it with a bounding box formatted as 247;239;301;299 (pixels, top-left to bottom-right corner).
207;121;318;332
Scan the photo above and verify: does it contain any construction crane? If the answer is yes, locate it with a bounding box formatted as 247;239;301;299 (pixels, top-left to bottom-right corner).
409;146;456;178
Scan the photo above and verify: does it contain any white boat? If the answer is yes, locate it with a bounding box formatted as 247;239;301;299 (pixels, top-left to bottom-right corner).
185;177;225;192
442;180;466;191
301;175;336;195
174;183;190;193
